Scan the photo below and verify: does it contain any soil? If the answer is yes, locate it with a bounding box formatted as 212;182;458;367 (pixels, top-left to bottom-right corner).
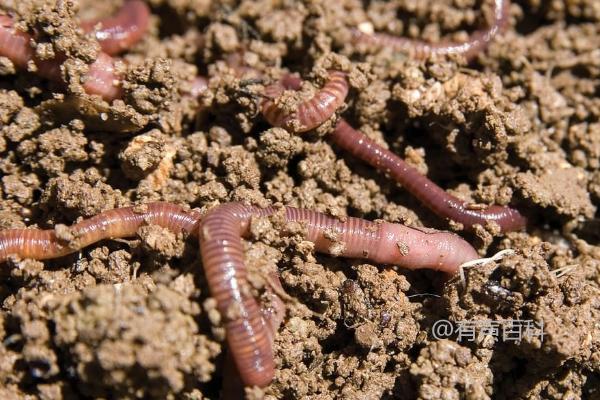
0;0;599;399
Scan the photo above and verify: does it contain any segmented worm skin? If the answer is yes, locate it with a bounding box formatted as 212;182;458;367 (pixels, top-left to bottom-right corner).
221;272;285;399
80;0;150;56
198;201;478;386
261;70;349;133
0;203;200;263
351;0;510;61
331;120;527;231
0;0;152;100
198;203;277;387
0;15;121;100
80;51;123;100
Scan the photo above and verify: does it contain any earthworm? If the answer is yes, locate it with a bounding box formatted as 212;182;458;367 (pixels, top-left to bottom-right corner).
258;70;525;231
0;1;150;100
0;15;62;81
80;51;123;100
1;201;477;387
330;120;527;232
198;202;477;386
261;70;349;133
221;273;285;400
0;15;122;100
351;0;510;61
80;0;151;56
0;203;200;262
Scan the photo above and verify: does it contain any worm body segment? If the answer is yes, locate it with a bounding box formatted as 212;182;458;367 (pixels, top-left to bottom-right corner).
198;203;276;387
261;70;349;133
0;15;62;81
259;69;526;232
0;15;122;101
199;202;477;386
81;51;123;100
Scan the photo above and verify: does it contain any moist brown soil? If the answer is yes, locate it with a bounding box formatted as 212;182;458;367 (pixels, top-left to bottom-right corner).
1;0;599;399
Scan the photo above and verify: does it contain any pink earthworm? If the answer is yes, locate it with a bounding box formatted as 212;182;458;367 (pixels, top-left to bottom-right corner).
0;15;122;100
258;71;526;232
330;120;527;232
0;1;151;100
198;202;477;386
261;70;349;133
0;201;477;387
351;0;510;61
0;203;201;261
80;0;151;56
221;272;286;399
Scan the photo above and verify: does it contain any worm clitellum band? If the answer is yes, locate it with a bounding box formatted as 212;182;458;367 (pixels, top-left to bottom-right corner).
0;201;478;386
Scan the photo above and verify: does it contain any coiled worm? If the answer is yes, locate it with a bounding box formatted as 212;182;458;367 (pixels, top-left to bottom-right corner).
261;70;349;133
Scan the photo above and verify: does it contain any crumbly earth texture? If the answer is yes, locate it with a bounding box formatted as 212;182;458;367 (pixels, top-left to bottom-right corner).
0;0;599;398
